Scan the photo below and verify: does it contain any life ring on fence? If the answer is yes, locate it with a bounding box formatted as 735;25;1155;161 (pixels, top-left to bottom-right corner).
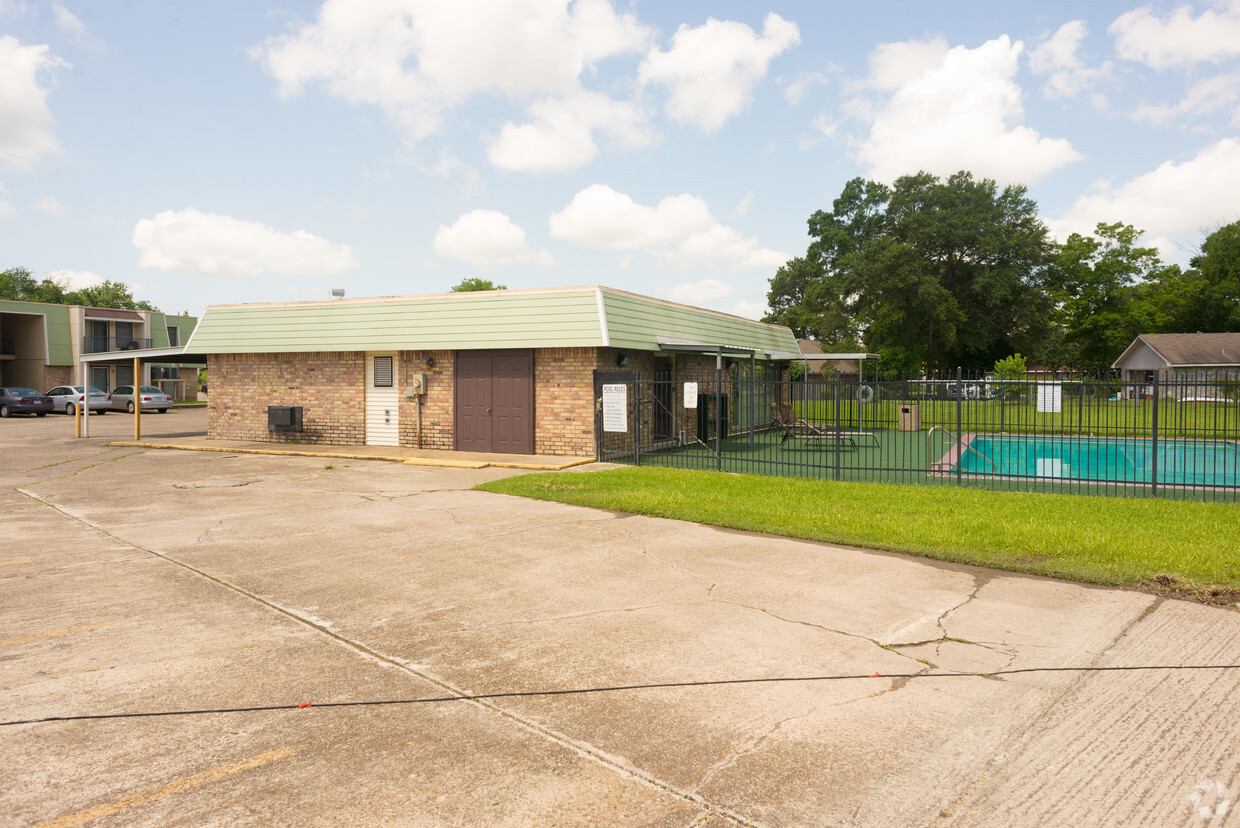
858;385;874;403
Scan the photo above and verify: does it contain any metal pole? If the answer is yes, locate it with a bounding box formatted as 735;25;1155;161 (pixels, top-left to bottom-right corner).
955;366;963;486
1150;370;1160;498
633;371;641;467
80;359;89;437
715;349;723;472
748;352;755;447
134;357;142;440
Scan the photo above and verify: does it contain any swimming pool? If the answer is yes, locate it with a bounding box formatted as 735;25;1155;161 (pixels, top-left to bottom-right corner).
955;435;1240;487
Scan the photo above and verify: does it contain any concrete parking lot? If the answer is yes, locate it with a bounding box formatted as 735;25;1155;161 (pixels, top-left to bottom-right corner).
3;408;1239;826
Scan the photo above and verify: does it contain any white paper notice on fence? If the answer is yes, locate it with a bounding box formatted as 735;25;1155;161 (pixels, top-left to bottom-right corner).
683;382;698;409
1037;382;1062;413
602;384;627;432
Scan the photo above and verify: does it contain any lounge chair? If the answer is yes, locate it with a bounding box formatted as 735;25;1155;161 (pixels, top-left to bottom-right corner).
769;401;879;450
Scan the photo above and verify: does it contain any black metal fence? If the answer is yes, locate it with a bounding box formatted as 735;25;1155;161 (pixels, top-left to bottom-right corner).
593;368;1240;502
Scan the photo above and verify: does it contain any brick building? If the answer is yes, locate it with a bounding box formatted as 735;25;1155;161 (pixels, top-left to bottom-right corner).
186;286;799;456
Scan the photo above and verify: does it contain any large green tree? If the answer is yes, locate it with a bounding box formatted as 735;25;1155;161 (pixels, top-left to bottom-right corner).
1;268;157;310
1041;223;1175;371
1166;221;1240;333
767;171;1053;372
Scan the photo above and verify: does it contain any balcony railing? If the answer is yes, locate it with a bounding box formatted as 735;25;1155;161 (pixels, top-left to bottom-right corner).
82;336;153;354
0;339;14;356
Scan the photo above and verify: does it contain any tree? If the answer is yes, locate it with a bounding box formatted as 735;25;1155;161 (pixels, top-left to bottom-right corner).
767;171;1053;372
1;268;157;310
64;280;158;311
1042;223;1172;371
1170;220;1240;333
451;277;507;292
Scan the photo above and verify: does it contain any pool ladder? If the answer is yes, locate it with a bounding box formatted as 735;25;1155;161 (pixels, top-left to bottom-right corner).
926;426;998;473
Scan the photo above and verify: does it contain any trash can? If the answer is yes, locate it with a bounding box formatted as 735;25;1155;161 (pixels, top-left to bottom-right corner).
898;404;921;431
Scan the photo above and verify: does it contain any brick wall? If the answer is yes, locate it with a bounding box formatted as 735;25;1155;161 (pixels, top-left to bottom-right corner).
398;350;453;450
207;352;366;445
43;365;72;390
535;347;598;455
204;347;736;456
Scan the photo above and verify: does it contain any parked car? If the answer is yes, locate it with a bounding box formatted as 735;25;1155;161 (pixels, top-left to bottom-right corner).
44;386;111;415
110;385;173;413
0;387;54;417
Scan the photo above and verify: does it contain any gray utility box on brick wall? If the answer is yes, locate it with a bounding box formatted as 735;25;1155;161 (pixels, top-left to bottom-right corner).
268;405;304;432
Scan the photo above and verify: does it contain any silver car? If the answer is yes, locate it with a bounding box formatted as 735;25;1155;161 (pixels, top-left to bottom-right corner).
110;385;174;413
44;385;111;415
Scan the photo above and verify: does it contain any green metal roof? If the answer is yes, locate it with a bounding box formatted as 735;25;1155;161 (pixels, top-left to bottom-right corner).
185;286;798;358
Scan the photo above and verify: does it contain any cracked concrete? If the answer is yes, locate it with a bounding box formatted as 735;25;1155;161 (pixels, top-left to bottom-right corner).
4;409;1240;827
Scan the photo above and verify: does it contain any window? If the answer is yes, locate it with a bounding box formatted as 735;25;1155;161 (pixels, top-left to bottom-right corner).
167;326;179;346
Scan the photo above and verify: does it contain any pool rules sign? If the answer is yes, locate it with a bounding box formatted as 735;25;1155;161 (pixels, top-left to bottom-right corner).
602;384;627;432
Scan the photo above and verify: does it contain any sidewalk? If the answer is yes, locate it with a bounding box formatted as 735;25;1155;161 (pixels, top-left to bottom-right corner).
109;435;596;470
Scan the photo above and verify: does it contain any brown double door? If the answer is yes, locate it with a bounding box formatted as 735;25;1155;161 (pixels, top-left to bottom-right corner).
455;349;534;454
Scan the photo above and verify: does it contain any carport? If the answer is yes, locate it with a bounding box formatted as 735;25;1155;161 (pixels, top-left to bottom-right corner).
77;346;207;439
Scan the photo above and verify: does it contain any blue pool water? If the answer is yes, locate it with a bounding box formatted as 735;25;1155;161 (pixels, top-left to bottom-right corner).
957;435;1240;487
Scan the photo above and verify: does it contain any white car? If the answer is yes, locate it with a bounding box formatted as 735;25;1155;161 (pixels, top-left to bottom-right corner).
110;385;174;413
44;386;111;415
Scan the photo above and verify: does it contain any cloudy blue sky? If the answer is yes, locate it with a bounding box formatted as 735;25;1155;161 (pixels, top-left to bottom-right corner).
3;0;1239;318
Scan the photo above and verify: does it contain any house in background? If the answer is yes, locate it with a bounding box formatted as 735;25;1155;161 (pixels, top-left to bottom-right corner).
0;299;198;399
185;286;799;456
1112;333;1240;398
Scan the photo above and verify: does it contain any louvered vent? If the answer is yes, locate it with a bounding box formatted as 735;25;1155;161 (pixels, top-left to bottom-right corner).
373;356;393;387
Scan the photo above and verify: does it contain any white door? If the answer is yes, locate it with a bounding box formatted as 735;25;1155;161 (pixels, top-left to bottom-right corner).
365;353;400;447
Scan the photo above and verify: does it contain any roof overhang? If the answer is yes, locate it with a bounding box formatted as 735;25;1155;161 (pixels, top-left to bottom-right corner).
79;345;209;365
656;336;758;356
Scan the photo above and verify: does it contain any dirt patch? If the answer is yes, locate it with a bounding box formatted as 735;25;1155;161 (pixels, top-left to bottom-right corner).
1146;573;1240;608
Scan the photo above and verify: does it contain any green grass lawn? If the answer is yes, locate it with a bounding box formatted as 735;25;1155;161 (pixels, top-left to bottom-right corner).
478;466;1240;604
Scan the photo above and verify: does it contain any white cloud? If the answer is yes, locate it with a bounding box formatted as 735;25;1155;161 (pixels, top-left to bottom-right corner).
1131;70;1240;125
1111;1;1240;70
432;209;554;267
0;200;16;218
33;196;64;214
639;13;799;130
45;269;101;290
849;35;1082;185
132;208;360;278
731;299;768;320
548;183;790;269
1046;138;1240;254
486;90;653;172
782;69;831;105
668;278;734;305
0;35;68;170
253;0;653;142
1028;20;1113;101
52;3;105;52
732;191;754;218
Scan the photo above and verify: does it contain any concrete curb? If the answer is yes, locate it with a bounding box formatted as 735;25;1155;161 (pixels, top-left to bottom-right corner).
108;441;596;471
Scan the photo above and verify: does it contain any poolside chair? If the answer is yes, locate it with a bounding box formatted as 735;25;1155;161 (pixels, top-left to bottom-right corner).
770;401;879;450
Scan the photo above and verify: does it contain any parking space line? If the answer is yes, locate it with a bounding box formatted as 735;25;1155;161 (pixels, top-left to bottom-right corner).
34;747;296;828
0;622;116;647
0;559;33;566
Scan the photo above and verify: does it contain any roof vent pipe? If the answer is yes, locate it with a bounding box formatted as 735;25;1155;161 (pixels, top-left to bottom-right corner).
330;288;345;300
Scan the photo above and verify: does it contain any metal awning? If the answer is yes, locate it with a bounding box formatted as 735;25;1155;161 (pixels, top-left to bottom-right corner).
79;345;209;366
656;336;758;356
